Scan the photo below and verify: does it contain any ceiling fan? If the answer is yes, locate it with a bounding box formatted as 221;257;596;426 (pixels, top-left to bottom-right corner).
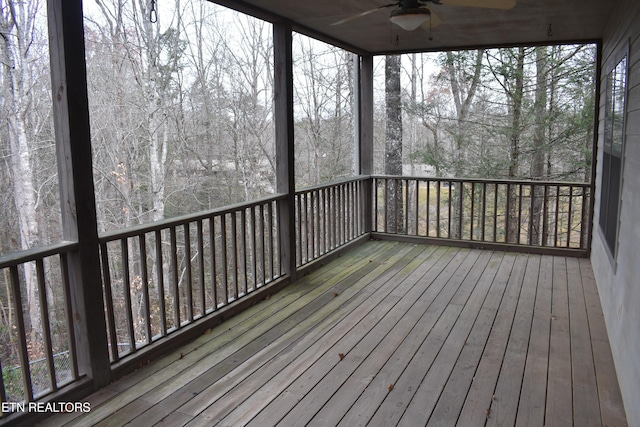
332;0;516;32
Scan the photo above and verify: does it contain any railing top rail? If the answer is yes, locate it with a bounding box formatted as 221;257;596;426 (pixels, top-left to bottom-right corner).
0;241;79;269
295;175;370;195
99;193;288;243
371;175;592;188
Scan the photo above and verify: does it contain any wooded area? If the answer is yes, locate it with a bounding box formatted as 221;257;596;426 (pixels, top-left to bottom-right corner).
0;0;596;403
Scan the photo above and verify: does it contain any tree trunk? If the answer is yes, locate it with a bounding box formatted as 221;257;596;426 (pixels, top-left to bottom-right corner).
531;46;548;245
385;55;404;233
139;0;168;223
446;49;483;239
1;0;43;343
507;47;525;243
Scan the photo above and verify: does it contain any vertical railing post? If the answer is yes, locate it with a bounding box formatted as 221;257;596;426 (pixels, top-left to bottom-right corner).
47;0;111;388
357;55;374;233
273;23;297;279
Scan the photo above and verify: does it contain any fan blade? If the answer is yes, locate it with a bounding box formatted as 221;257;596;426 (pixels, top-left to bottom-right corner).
421;7;443;28
331;2;399;26
438;0;515;10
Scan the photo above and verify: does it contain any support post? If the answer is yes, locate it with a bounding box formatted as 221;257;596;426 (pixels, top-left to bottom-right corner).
273;23;297;278
358;55;375;233
47;0;111;388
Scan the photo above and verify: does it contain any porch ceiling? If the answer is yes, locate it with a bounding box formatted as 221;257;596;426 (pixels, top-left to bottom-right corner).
213;0;617;54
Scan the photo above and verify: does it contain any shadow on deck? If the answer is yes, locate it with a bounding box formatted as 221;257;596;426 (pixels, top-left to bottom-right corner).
38;241;627;426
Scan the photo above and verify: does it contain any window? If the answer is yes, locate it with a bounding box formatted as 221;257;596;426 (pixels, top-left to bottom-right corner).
599;52;628;257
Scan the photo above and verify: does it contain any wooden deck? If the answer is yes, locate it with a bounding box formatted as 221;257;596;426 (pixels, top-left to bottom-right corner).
38;241;627;426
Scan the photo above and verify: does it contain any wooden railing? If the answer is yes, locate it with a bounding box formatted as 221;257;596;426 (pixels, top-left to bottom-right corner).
98;195;285;362
373;176;592;254
295;177;368;267
0;242;81;406
0;175;593;415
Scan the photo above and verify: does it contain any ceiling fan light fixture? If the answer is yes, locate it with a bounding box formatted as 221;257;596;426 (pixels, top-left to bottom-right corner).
389;7;431;31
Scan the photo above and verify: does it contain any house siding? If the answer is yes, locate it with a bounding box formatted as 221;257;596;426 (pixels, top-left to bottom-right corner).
593;0;640;425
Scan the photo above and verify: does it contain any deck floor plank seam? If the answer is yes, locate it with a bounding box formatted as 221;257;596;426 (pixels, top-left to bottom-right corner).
545;256;574;425
567;257;602;426
364;250;491;426
514;255;553;427
396;251;500;426
333;249;487;427
578;258;628;427
423;251;513;427
36;241;627;427
57;242;402;426
455;253;528;427
304;250;495;426
183;244;439;426
241;248;470;427
135;242;424;426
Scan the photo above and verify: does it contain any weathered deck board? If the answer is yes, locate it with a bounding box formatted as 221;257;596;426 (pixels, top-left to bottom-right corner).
455;253;527;427
426;252;513;427
567;257;602;427
515;255;552;427
38;241;627;427
579;258;627;427
188;244;432;426
546;257;574;425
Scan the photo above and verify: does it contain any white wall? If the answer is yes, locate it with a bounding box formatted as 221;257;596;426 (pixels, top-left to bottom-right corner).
593;0;640;425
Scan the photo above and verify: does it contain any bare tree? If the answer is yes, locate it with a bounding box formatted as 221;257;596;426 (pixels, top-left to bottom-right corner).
385;54;403;233
294;37;353;187
485;47;526;242
531;46;548;244
224;15;275;198
443;49;484;239
1;0;43;342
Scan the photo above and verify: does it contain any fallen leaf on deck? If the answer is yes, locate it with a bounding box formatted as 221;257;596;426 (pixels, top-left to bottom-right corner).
339;353;345;361
388;384;394;392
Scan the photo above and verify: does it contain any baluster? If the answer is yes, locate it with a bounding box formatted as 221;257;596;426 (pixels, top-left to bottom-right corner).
36;258;56;392
60;253;79;379
209;216;218;309
240;209;248;296
9;265;34;401
250;206;257;292
259;204;265;285
567;186;574;248
154;230;167;336
481;182;487;242
138;234;152;342
493;183;499;243
470;182;476;241
100;242;119;360
169;227;180;328
554;185;561;247
197;220;206;315
184;223;193;322
517;184;524;245
120;238;135;352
